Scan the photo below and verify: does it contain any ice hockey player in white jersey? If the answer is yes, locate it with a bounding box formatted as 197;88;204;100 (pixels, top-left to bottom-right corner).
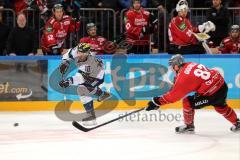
58;43;111;125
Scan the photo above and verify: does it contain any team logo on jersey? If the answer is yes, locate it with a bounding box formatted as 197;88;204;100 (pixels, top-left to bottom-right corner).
46;26;53;32
143;11;150;15
179;22;187;30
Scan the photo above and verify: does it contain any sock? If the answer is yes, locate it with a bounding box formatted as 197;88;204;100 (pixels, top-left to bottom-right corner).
214;105;238;125
83;101;94;113
183;98;195;125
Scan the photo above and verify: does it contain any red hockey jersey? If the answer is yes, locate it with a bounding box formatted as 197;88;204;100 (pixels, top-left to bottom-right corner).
41;15;80;53
125;8;150;45
158;62;224;105
168;16;198;46
79;36;107;55
219;36;240;54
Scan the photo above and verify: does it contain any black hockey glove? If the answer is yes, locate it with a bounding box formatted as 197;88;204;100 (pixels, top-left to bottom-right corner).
52;45;61;55
145;97;161;111
149;12;158;26
148;12;158;34
59;77;73;88
59;60;70;74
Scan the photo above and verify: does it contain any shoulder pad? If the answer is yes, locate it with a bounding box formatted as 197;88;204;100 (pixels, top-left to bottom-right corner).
143;10;150;16
223;38;230;43
126;9;134;15
49;17;56;24
172;17;176;23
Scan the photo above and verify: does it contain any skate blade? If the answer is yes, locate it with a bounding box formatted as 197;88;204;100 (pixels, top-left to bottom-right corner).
175;130;195;134
82;120;97;126
98;94;112;102
231;129;240;133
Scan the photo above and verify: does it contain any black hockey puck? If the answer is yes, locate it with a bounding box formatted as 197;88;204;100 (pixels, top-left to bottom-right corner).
14;123;19;127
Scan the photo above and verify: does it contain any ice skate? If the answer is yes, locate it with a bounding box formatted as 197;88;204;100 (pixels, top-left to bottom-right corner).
175;124;195;134
82;110;97;126
97;91;111;102
230;119;240;132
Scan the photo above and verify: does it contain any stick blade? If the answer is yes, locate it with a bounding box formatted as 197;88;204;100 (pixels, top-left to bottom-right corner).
72;121;91;132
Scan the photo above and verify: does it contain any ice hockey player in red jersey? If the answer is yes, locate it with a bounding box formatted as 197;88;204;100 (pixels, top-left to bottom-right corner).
79;23;107;55
168;0;215;54
218;25;240;54
41;4;80;55
125;0;157;54
146;54;240;133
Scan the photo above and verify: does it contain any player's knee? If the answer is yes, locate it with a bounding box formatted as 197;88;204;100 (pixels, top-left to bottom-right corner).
183;97;192;110
77;86;90;96
80;96;92;104
214;104;227;113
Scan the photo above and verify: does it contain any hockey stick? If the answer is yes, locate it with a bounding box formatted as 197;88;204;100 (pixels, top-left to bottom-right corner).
61;74;67;107
191;32;212;54
72;107;145;132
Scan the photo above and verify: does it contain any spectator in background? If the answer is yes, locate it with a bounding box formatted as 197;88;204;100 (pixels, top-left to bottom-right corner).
61;0;84;18
207;0;230;46
148;0;166;52
119;0;147;9
87;0;118;10
148;0;181;13
125;0;157;54
80;23;108;55
35;0;48;14
85;0;118;40
6;13;36;56
148;0;166;13
41;4;80;55
218;25;240;54
0;7;10;55
13;0;28;14
168;0;215;54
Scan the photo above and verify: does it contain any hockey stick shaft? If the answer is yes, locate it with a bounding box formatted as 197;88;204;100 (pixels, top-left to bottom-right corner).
201;41;212;54
191;32;212;54
72;107;145;132
61;74;66;106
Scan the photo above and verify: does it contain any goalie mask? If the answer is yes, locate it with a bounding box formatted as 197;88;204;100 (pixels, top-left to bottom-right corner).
176;0;189;12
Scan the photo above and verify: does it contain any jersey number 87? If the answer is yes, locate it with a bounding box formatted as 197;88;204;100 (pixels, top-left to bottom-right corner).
194;64;211;80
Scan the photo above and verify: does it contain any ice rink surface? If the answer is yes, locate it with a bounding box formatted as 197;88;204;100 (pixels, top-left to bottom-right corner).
0;110;239;160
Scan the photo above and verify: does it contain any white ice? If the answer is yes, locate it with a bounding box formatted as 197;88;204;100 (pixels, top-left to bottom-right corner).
0;110;239;160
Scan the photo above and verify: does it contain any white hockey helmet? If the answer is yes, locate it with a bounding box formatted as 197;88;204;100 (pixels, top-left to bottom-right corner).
176;0;189;12
231;25;240;33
